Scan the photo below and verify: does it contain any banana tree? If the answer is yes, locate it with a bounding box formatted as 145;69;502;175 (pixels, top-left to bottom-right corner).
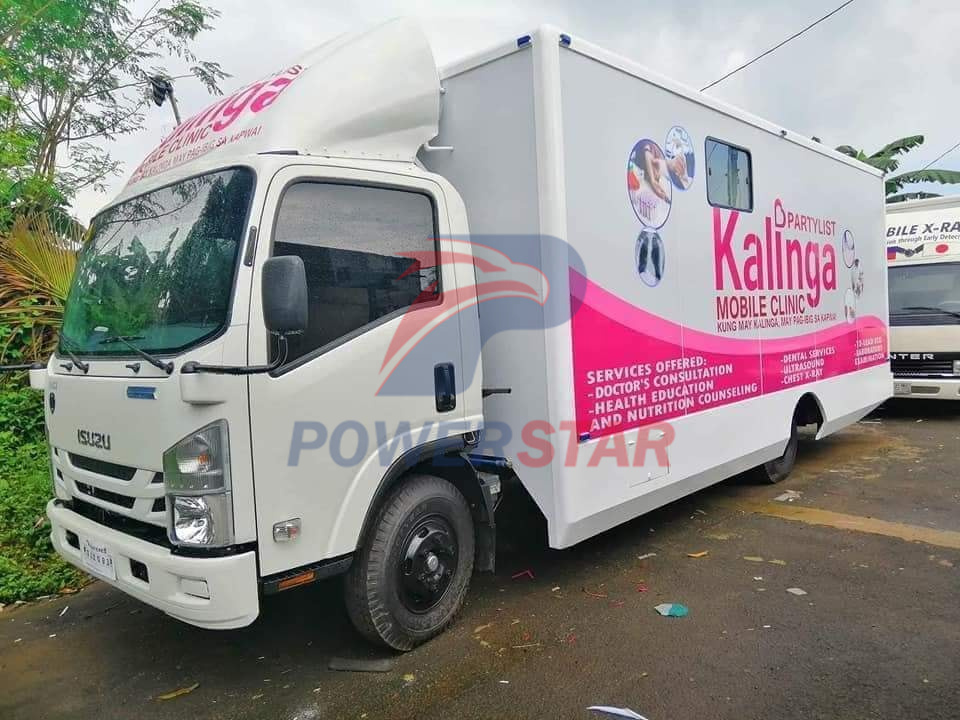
835;135;960;203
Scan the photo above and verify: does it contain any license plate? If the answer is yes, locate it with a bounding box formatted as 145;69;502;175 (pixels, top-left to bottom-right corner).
81;538;116;580
893;381;912;396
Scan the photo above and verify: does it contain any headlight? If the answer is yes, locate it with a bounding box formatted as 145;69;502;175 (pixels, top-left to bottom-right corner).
954;360;960;376
170;495;234;547
163;420;234;547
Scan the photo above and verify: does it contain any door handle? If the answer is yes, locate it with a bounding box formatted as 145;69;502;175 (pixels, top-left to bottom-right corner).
434;363;456;413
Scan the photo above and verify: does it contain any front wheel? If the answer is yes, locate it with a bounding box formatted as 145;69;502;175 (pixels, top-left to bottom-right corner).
344;474;475;651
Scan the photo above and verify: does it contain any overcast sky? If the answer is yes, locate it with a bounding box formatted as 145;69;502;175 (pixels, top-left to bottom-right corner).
71;0;960;221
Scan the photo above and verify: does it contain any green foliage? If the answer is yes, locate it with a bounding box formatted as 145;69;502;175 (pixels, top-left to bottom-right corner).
0;0;227;204
0;1;84;229
886;168;960;195
0;389;84;603
836;135;960;199
0;384;45;442
0;214;81;362
886;191;943;204
0;298;42;363
0;174;69;234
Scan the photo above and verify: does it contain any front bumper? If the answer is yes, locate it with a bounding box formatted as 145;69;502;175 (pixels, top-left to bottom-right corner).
47;500;259;629
892;377;960;400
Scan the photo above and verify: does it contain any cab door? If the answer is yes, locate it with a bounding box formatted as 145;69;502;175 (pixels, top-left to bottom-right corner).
247;165;473;576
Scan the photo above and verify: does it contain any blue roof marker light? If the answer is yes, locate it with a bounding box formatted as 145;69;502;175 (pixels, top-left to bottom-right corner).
516;34;531;48
559;33;571;46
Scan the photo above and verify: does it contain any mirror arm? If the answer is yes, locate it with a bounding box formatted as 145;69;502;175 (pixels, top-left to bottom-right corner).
181;336;290;376
0;361;46;373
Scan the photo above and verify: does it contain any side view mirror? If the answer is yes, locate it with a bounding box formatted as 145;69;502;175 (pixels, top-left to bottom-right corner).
262;256;308;335
181;257;308;377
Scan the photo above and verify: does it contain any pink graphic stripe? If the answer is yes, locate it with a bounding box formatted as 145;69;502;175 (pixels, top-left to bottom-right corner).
570;268;887;355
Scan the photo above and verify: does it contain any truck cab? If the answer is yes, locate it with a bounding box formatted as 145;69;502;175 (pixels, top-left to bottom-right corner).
41;20;495;650
887;196;960;399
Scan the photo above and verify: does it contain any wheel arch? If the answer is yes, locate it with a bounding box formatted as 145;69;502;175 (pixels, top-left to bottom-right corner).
794;391;825;430
355;434;498;572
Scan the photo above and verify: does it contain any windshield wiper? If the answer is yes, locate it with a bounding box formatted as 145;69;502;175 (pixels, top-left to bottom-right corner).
897;305;960;320
58;339;90;374
98;335;174;375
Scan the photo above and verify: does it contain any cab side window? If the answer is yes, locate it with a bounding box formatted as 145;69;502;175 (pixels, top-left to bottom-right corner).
272;182;439;364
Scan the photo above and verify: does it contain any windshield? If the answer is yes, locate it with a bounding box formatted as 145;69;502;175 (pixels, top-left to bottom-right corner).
888;262;960;325
60;168;255;355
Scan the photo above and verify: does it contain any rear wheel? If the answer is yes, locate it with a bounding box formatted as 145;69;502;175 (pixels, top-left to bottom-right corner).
753;413;799;484
344;474;475;651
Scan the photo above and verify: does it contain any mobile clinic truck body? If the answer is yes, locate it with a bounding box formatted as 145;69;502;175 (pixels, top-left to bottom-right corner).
35;20;890;649
886;196;960;399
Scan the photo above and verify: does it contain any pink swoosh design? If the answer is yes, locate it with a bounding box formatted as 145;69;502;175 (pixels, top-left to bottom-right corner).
571;268;887;355
569;269;888;439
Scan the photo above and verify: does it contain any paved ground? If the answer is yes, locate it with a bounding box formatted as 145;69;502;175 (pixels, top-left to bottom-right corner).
1;400;958;720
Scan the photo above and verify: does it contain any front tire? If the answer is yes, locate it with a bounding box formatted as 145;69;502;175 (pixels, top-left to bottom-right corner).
344;474;475;651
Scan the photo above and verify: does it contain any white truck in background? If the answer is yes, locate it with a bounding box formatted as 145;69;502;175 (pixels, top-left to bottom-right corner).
887;196;960;399
16;19;890;650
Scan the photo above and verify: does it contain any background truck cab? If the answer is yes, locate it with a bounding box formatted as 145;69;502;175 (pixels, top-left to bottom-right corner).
887;196;960;399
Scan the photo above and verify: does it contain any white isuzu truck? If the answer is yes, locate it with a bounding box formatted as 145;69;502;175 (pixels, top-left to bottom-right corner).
30;19;891;649
886;196;960;399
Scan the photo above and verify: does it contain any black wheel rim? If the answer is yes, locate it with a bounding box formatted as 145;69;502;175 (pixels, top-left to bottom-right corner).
397;514;458;614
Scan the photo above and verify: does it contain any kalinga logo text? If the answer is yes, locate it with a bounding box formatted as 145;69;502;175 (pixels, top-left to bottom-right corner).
77;429;111;451
128;63;305;184
713;198;839;331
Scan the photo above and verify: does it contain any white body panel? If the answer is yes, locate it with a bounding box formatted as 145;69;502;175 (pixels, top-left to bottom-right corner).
424;29;891;548
887;196;960;399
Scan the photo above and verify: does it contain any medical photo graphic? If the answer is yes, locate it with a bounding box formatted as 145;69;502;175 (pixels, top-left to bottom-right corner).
627;139;672;228
664;125;695;190
635;229;665;287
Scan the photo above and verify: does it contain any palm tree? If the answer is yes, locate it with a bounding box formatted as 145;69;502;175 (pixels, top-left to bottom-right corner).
835;135;960;203
0;214;82;361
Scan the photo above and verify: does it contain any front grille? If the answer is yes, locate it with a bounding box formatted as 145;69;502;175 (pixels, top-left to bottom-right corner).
151;497;166;513
68;498;170;547
68;453;136;481
75;481;136;509
890;359;956;377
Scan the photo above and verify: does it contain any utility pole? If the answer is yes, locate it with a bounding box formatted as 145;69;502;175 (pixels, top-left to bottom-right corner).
149;76;181;125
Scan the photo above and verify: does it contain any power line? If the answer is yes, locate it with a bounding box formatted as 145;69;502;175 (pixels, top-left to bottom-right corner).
919;139;960;171
700;0;857;92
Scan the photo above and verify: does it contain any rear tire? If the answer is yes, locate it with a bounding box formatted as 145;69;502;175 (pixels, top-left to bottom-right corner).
753;415;799;484
344;474;475;651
